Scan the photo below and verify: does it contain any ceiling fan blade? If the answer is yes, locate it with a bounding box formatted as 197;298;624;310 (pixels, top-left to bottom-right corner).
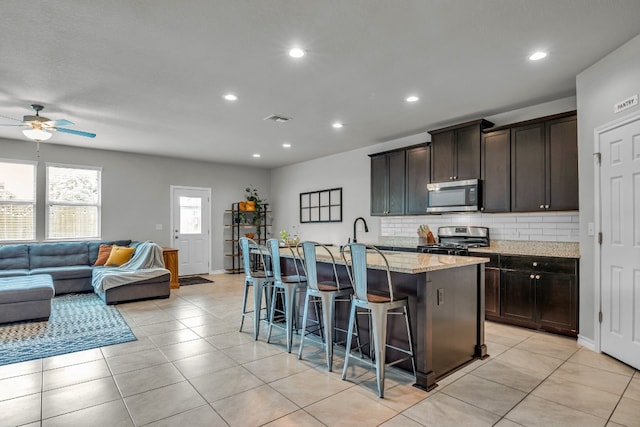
0;113;24;122
44;119;74;127
0;124;26;127
54;127;96;138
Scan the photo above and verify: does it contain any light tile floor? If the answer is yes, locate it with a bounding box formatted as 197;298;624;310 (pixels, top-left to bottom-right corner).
1;273;639;426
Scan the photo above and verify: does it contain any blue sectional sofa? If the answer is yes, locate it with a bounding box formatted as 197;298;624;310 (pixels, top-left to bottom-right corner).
0;240;170;304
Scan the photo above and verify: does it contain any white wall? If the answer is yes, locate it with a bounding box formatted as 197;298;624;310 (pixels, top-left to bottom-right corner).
0;137;271;272
576;33;640;345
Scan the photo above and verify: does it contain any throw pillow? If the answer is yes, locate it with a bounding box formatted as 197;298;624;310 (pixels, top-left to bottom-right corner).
93;244;113;266
104;246;136;266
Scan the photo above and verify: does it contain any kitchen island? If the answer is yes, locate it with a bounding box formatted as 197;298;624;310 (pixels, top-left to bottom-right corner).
281;247;489;391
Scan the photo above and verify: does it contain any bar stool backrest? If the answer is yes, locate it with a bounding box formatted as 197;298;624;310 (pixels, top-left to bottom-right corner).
268;238;303;281
239;237;269;278
342;244;395;302
301;241;345;291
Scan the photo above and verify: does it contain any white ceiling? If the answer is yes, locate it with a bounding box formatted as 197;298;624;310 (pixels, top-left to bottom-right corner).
2;1;640;168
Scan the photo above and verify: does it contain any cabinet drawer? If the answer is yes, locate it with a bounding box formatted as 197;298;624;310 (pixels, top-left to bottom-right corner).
500;255;576;274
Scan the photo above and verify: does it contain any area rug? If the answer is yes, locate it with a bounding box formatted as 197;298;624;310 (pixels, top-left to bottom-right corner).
179;276;214;286
0;293;136;366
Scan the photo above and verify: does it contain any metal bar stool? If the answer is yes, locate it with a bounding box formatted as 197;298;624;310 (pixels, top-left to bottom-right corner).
341;243;416;398
239;237;274;340
297;241;359;371
266;238;307;353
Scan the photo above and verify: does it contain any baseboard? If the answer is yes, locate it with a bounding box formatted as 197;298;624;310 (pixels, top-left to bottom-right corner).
577;334;596;351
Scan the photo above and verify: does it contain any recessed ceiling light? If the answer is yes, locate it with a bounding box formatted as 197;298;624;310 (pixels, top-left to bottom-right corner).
223;93;238;101
282;143;291;148
406;95;420;103
332;122;344;129
252;153;261;158
529;51;547;61
288;47;305;58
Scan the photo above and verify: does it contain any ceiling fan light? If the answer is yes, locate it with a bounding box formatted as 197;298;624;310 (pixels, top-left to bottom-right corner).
22;128;52;141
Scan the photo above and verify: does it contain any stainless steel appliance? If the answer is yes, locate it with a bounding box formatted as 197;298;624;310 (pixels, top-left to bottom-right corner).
426;179;481;213
417;226;489;255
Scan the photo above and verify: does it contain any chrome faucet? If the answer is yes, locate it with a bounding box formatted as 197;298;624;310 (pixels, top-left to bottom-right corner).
353;217;369;243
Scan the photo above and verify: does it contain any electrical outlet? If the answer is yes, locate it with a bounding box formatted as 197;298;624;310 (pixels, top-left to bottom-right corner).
587;222;595;236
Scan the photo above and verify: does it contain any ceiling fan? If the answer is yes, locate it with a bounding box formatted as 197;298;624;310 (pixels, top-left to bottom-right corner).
0;104;96;142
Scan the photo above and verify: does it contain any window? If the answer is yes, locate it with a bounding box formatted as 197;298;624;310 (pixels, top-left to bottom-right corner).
46;164;101;240
0;159;36;241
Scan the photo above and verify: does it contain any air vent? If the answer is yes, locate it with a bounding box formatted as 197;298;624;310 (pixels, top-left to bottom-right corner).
263;114;292;123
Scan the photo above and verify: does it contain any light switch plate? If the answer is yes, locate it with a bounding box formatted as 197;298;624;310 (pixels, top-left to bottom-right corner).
155;224;163;230
587;222;594;236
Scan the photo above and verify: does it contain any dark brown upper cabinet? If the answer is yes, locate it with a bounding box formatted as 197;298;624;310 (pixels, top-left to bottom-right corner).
370;143;429;216
429;119;494;183
370;150;406;216
511;113;578;212
405;144;431;215
481;129;511;213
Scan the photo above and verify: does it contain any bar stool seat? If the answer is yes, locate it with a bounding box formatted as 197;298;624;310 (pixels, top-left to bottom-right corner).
239;237;274;340
341;244;416;398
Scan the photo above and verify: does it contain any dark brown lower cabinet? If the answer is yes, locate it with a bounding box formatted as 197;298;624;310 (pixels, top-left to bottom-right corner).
478;254;578;337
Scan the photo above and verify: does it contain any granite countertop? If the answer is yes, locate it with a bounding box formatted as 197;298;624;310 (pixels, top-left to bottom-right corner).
371;237;580;259
280;246;488;275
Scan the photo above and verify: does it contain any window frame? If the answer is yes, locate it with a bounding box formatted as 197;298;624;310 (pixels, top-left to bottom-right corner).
45;162;102;241
0;158;37;242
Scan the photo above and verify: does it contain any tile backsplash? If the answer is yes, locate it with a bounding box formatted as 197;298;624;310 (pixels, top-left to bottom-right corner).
380;211;579;243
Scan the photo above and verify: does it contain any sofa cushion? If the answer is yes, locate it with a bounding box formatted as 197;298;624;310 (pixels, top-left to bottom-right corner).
105;246;135;266
30;266;93;281
93;244;113;266
88;240;132;265
0;274;55;304
0;244;30;270
0;269;29;278
29;242;89;268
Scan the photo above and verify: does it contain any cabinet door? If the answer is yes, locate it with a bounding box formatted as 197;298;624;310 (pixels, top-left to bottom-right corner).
370;154;389;216
500;270;535;324
387;151;406;215
536;272;578;336
546;116;578;211
431;131;455;182
511;124;545;212
405;145;430;214
455;125;481;180
482;129;510;212
485;267;500;318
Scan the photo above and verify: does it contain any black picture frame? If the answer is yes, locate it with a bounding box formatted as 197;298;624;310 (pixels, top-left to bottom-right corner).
299;187;342;223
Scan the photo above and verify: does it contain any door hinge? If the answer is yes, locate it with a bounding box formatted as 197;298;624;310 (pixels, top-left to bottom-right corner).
593;152;601;164
599;311;603;323
598;232;603;245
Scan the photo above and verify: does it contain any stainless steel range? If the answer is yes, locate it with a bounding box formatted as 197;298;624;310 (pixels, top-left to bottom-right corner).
417;226;489;255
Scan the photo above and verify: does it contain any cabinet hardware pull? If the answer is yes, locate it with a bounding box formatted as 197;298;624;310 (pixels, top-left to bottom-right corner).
535;275;540;280
545;205;549;209
530;274;535;279
533;262;538;267
539;204;544;209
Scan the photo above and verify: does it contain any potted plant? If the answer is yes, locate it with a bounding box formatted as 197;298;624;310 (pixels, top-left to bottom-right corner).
245;186;267;239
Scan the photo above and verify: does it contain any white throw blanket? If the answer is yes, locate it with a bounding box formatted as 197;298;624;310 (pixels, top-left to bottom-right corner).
92;242;169;293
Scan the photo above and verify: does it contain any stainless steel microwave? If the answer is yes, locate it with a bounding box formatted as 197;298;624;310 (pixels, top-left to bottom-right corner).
426;179;481;213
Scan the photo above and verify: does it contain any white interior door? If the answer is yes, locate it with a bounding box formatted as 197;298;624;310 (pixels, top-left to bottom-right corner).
598;113;640;370
171;186;210;276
